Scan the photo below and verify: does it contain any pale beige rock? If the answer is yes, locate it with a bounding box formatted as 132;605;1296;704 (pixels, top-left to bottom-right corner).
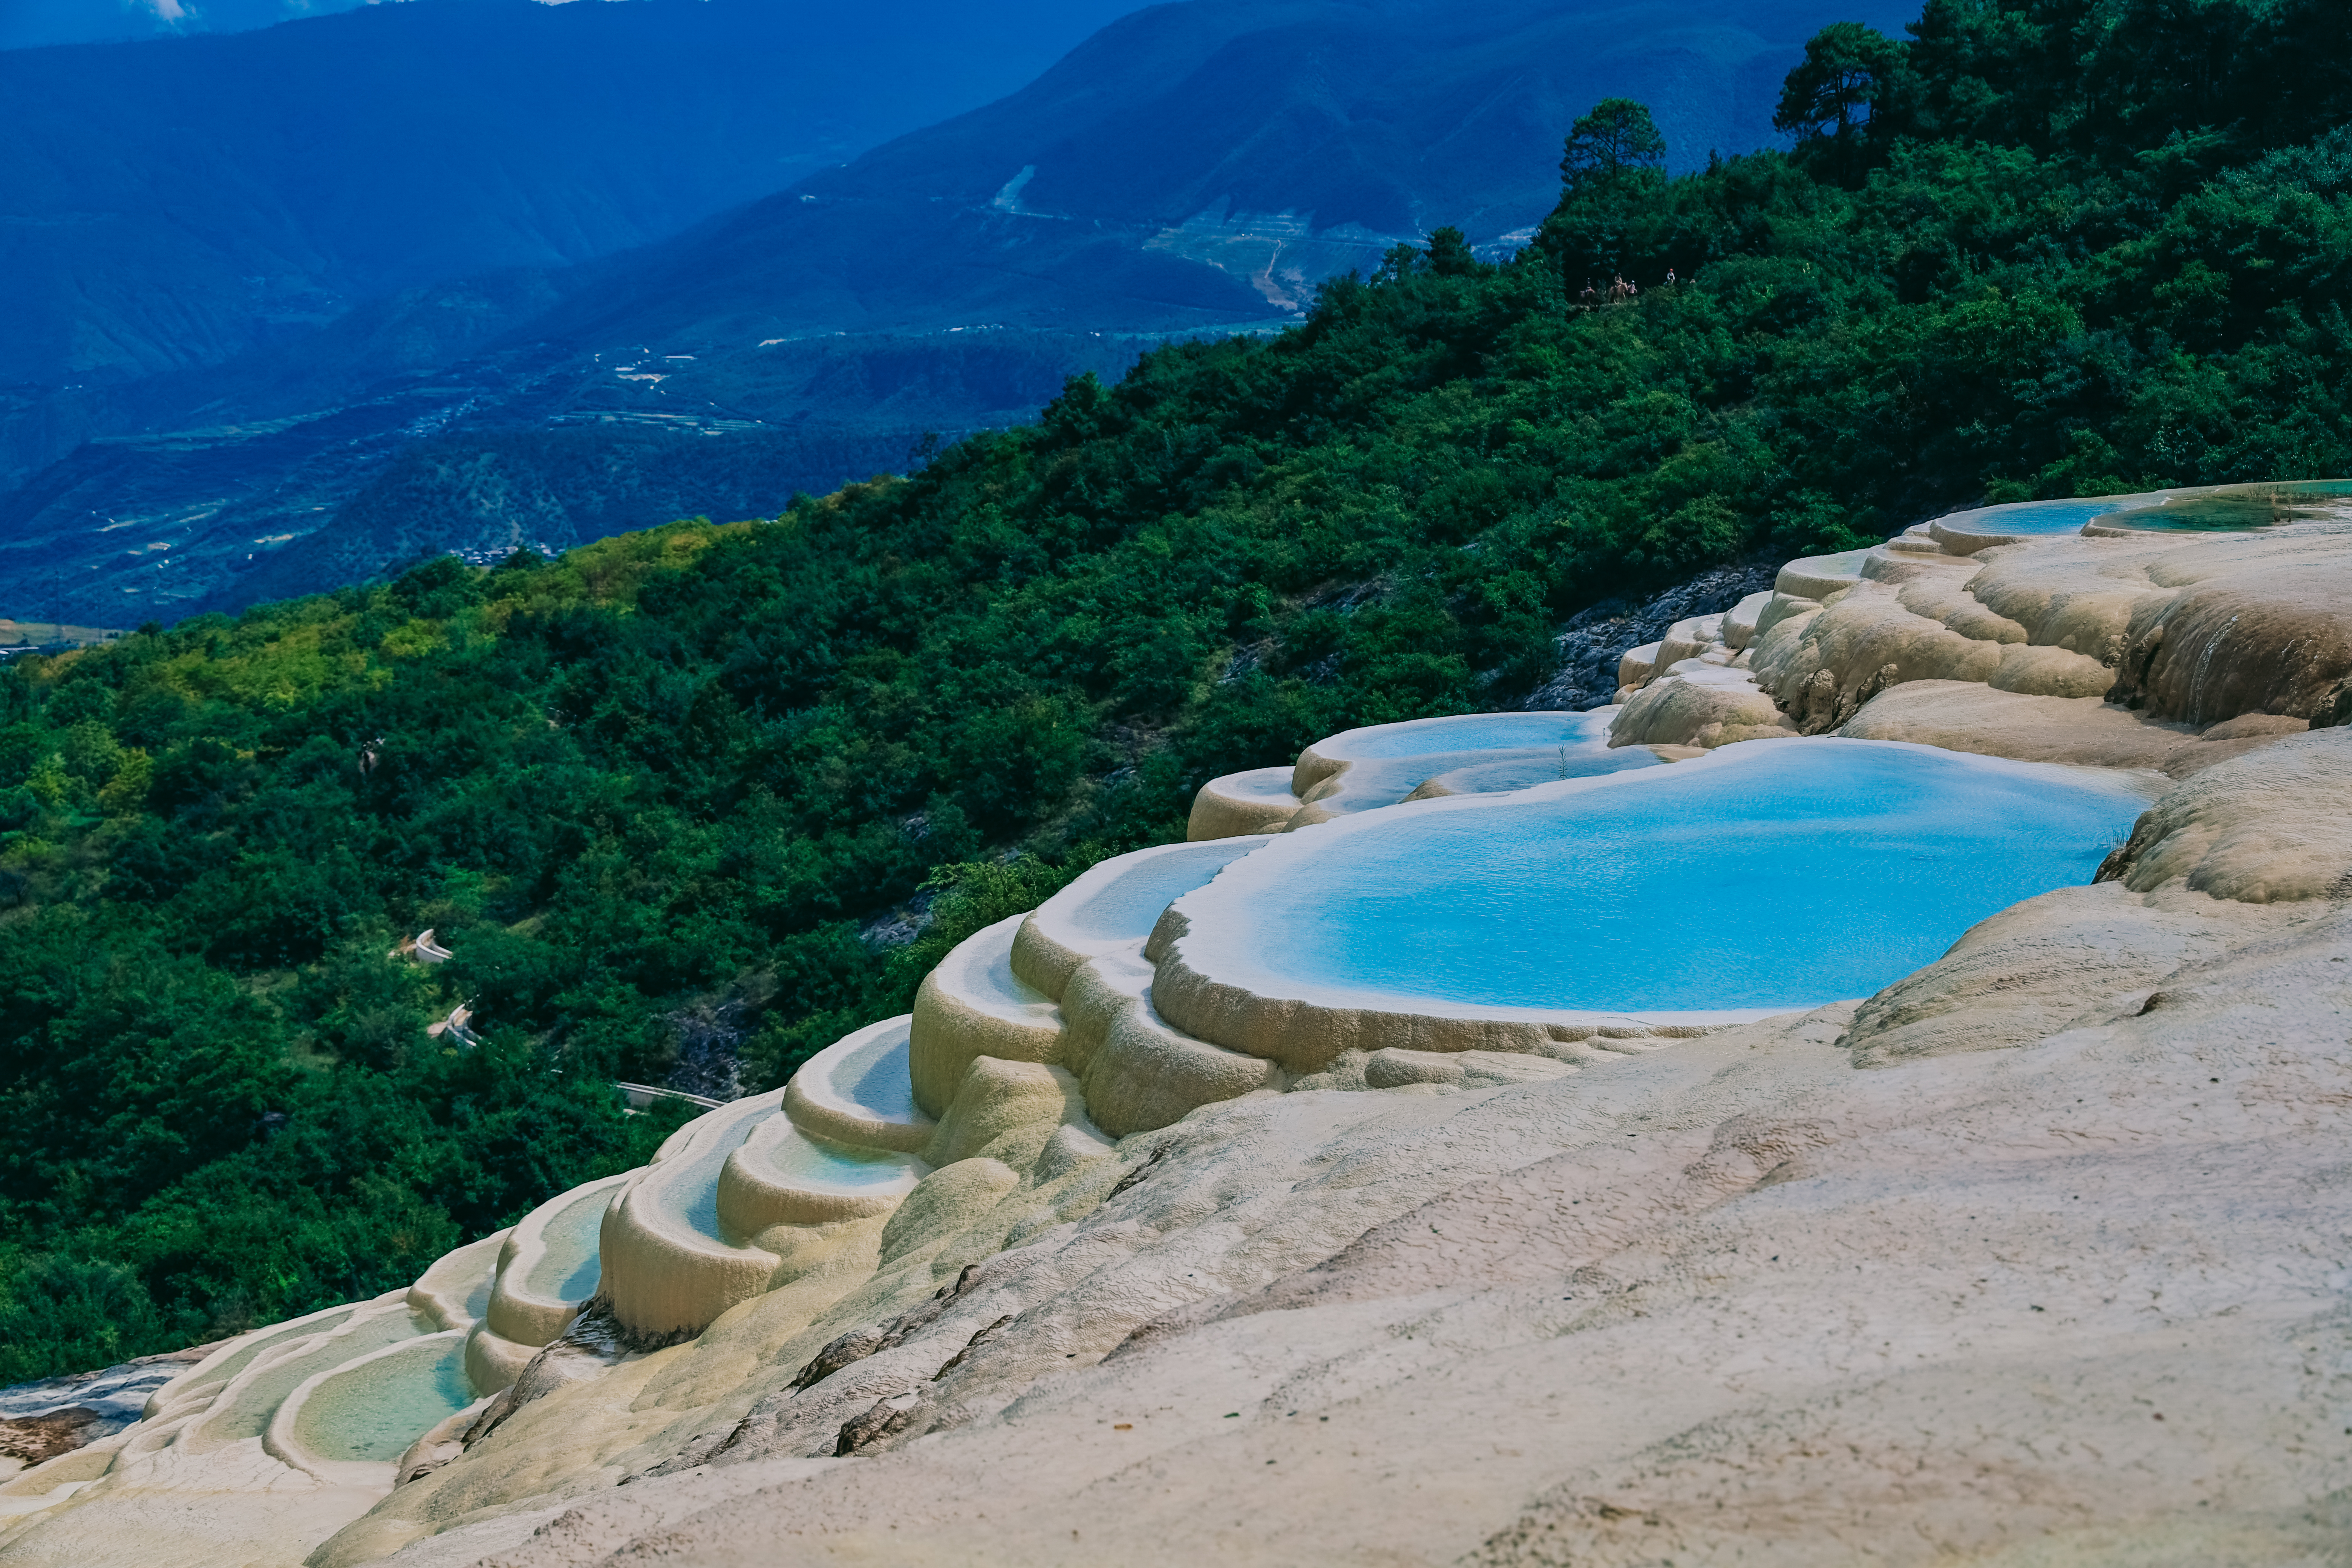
1185;768;1301;841
918;1057;1083;1170
1720;591;1773;651
908;914;1063;1118
1838;882;2305;1065
1606;665;1795;749
1758;524;2352;737
2100;726;2352;901
1833;679;2309;778
1616;640;1661;688
1066;951;1282;1137
336;908;2352;1567
1986;639;2116;696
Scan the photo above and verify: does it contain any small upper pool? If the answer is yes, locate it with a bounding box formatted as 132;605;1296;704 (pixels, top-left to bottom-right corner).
2118;479;2352;532
1935;495;2168;536
1167;740;2158;1018
756;1129;919;1194
1932;480;2352;539
1311;710;1611;761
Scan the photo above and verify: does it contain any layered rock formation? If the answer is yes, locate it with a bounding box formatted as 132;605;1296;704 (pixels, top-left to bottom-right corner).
6;493;2352;1568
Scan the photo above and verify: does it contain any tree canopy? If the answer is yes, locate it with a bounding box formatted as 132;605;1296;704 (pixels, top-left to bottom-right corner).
1559;97;1668;192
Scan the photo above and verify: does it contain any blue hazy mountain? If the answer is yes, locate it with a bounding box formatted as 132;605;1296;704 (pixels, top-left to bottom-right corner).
537;0;1916;353
0;0;372;51
0;0;1911;624
0;0;1149;398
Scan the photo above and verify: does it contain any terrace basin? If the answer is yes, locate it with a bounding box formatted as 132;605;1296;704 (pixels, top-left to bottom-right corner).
270;1332;474;1485
1148;738;2159;1067
1928;479;2352;548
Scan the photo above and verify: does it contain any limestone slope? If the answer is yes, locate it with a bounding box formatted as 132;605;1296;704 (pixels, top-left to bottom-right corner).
9;504;2352;1568
352;866;2352;1567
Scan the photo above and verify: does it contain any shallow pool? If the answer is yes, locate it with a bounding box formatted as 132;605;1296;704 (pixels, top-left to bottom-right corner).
189;1309;429;1446
827;1028;921;1124
522;1184;609;1303
760;1129;920;1193
1934;480;2352;538
1937;495;2168;535
169;1306;361;1408
1420;748;1661;797
289;1336;472;1464
1317;710;1610;760
678;1120;763;1243
2119;479;2352;532
1051;842;1268;943
1181;740;2156;1016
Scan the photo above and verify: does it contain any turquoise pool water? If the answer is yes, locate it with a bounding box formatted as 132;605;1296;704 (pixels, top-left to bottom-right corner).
1940;496;2165;535
174;1307;360;1406
679;1121;762;1242
1322;710;1610;760
835;1031;921;1124
191;1310;428;1445
761;1129;919;1192
289;1337;473;1464
2124;479;2352;532
1424;749;1661;796
1216;741;2154;1015
462;1260;495;1321
1794;547;1874;576
1054;842;1265;942
1937;481;2352;537
522;1185;609;1302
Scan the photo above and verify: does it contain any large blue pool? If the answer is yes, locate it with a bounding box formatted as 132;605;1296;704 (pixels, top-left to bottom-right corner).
1193;740;2158;1015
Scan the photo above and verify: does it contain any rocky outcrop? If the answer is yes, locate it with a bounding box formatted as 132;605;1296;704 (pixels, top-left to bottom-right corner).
1521;562;1779;712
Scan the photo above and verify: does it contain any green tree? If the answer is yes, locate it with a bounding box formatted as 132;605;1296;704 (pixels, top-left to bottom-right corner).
1775;22;1908;180
1559;97;1668;194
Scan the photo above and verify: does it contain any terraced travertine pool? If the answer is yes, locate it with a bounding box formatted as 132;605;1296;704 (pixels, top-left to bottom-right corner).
1318;710;1613;759
1934;479;2352;537
185;1308;429;1447
818;1020;923;1126
751;1131;917;1194
1169;740;2159;1018
522;1183;610;1303
288;1336;473;1464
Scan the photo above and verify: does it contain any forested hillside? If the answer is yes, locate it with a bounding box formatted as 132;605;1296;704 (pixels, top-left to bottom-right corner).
3;0;2348;1381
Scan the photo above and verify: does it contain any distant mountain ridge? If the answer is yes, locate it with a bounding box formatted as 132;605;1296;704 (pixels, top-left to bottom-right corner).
1;0;372;50
0;0;1914;625
0;0;1148;398
538;0;1905;350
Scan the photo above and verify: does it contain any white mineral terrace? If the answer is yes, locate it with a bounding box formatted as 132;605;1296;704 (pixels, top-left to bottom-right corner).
9;481;2352;1566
